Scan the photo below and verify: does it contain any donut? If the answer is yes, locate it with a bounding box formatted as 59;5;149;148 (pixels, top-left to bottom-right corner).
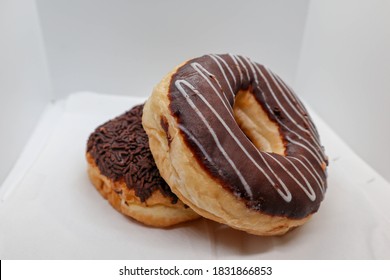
142;54;328;235
86;104;199;227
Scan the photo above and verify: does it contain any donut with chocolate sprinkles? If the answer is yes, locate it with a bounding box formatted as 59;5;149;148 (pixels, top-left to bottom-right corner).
86;104;199;227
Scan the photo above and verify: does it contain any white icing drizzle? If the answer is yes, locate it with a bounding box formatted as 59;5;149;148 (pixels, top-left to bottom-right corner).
273;73;321;141
173;54;327;206
178;124;215;167
291;156;326;194
207;54;235;99
175;79;254;199
211;54;237;87
250;63;326;164
272;72;320;141
234;54;250;82
263;153;316;201
267;69;319;140
286;135;323;165
228;54;243;84
253;64;313;136
190;62;233;118
263;100;325;165
243;56;259;85
280;156;317;201
298;155;326;194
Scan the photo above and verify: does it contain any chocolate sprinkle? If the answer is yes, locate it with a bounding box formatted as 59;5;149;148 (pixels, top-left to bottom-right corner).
87;104;178;203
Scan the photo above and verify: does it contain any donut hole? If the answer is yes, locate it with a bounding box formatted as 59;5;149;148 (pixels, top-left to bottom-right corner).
233;90;285;155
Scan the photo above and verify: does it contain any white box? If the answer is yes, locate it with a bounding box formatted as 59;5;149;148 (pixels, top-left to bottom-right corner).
1;0;389;259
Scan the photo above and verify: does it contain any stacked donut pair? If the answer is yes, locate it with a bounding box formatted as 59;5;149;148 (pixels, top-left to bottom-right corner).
86;54;328;236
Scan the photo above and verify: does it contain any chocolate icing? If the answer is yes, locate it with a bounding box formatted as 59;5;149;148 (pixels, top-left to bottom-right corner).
87;104;178;203
168;54;328;219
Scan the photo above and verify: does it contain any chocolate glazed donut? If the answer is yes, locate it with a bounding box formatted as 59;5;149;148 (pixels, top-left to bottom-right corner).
142;54;328;235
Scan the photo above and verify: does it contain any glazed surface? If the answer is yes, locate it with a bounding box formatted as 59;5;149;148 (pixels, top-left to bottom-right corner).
168;54;328;218
87;104;178;203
